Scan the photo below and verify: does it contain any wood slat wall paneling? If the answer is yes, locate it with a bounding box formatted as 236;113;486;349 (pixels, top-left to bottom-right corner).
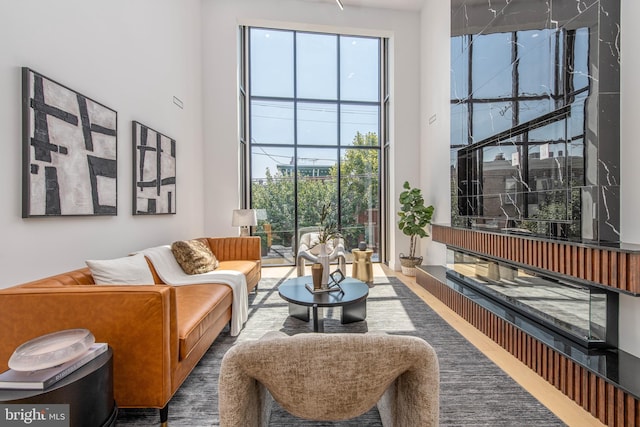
431;225;640;295
415;268;640;427
627;254;640;292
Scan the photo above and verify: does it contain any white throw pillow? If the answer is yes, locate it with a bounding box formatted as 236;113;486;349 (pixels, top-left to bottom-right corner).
86;253;154;285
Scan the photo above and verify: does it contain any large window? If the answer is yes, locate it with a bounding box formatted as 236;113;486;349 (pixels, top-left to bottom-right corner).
246;28;383;265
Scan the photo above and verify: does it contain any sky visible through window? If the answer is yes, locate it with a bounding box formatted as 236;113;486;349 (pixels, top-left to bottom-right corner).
249;28;380;180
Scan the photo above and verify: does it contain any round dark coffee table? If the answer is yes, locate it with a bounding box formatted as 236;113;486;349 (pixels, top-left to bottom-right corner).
278;276;369;332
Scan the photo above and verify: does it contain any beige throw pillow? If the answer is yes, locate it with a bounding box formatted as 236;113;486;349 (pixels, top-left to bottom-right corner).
171;239;219;275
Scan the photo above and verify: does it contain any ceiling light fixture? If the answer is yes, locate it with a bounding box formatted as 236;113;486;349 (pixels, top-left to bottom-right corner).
335;0;344;10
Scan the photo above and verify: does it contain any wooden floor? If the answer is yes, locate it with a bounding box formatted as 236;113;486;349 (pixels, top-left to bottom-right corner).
263;264;604;427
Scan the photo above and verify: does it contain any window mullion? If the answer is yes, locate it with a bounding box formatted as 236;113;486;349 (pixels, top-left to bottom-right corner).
336;34;342;231
293;31;299;246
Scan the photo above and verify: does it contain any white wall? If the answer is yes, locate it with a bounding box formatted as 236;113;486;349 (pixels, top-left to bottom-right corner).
0;0;423;287
201;0;422;270
419;0;450;266
618;0;640;357
0;0;204;287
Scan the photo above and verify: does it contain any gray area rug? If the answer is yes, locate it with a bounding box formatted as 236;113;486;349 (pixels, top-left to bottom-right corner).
116;273;566;426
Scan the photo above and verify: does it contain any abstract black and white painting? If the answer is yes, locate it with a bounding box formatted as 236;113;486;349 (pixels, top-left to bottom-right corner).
132;121;176;215
22;67;118;217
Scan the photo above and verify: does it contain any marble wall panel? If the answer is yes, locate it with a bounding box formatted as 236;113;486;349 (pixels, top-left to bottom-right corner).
450;0;620;244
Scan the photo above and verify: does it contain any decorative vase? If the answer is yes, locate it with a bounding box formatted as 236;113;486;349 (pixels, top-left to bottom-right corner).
311;263;323;290
318;243;330;288
358;241;367;251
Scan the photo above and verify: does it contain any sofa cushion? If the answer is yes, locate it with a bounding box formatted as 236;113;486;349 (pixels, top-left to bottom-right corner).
175;284;233;360
171;240;219;275
218;260;261;292
85;253;154;285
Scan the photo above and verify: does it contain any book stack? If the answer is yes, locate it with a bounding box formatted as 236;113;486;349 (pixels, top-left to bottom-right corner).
305;283;342;294
0;343;108;390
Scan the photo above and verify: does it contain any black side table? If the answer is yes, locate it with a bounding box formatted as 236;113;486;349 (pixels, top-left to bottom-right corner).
0;347;117;427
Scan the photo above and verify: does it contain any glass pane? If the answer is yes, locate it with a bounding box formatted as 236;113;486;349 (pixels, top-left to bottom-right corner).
572;28;590;92
446;249;606;344
528;117;566;143
528;142;568;192
297;147;336;181
340;36;379;102
519;99;554;125
517;29;556;97
589;292;607;341
340;148;379;257
451;35;469;100
250;28;293;97
472;101;513;142
569;98;587;139
482;143;522;220
455;148;473;217
248;28;382;265
296;147;338;248
251;146;296;265
297;102;337;145
341;104;379;146
297;33;337;100
471;32;514;99
451;102;469;147
569;137;585;188
251;100;294;145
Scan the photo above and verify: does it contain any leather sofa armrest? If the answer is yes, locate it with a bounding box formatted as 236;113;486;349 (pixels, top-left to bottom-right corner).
205;236;261;262
0;285;177;409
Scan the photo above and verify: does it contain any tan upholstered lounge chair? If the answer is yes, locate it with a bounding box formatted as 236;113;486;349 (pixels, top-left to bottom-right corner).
218;332;439;426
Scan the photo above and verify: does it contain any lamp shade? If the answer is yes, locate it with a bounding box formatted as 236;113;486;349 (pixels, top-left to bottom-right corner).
232;209;257;227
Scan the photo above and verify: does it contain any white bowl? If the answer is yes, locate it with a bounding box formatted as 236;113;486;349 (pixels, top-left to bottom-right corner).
8;328;95;371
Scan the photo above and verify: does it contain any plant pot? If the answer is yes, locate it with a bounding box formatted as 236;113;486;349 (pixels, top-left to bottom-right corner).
399;255;422;277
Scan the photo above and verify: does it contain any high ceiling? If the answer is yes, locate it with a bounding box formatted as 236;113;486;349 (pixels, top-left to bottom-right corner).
300;0;424;12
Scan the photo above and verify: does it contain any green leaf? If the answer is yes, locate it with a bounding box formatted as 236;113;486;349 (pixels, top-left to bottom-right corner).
396;181;435;258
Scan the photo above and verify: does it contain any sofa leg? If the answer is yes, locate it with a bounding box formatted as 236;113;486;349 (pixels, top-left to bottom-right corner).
160;404;169;426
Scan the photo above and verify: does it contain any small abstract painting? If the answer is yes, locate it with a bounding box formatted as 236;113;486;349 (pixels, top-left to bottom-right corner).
22;67;118;217
132;121;176;215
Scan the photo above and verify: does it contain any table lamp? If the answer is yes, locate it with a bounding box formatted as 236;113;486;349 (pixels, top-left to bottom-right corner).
232;209;257;236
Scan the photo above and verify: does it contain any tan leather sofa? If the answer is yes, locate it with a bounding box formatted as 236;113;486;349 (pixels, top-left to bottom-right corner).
0;236;261;425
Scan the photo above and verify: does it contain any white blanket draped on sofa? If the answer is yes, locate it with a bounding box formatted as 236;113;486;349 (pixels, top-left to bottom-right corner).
138;245;248;336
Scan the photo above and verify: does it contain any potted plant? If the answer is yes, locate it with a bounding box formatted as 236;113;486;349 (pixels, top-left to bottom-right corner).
316;202;340;245
397;181;434;276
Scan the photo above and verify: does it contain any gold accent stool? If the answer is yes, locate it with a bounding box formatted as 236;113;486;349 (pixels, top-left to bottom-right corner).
351;249;373;285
